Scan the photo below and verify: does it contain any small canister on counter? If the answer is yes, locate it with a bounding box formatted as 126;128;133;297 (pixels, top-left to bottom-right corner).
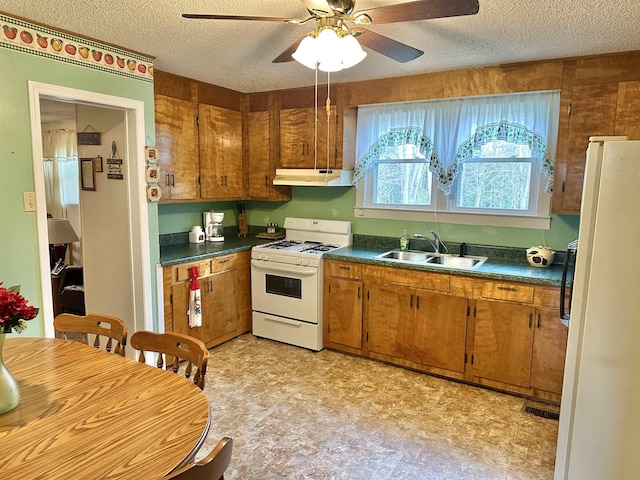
266;223;278;234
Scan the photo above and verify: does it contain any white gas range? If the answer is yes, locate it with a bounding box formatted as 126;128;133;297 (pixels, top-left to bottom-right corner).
251;217;352;351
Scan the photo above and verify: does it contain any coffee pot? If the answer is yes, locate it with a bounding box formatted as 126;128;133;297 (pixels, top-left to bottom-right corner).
203;210;224;242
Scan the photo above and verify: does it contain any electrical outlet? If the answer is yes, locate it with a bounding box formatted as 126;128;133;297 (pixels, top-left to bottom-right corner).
23;192;36;211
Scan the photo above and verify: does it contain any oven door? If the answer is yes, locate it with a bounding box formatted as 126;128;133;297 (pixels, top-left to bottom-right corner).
251;259;320;324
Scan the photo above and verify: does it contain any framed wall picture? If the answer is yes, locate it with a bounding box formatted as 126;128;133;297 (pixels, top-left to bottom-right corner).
145;146;158;164
95;155;103;173
147;184;161;202
145;165;159;183
80;157;96;191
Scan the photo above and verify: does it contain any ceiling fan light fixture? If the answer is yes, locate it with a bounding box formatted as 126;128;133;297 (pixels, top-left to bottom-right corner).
292;26;366;72
339;34;367;69
291;34;318;69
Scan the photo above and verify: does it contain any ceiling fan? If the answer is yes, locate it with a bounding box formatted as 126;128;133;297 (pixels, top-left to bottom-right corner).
183;0;480;65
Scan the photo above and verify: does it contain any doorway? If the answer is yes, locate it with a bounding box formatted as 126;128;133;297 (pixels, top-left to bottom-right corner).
28;82;153;344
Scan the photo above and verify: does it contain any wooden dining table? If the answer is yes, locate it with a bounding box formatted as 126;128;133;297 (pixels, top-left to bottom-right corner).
0;337;210;479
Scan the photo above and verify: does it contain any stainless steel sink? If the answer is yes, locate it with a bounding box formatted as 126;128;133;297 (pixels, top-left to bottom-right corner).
426;253;487;268
376;250;429;262
375;250;487;269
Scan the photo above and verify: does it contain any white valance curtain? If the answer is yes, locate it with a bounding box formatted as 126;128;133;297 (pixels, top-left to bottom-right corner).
42;129;79;218
354;90;561;194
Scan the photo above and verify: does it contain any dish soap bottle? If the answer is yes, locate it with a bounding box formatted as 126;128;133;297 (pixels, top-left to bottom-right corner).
400;229;409;252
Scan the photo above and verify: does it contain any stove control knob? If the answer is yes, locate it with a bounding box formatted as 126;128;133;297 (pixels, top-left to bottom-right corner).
263;254;269;261
256;253;263;260
296;258;302;265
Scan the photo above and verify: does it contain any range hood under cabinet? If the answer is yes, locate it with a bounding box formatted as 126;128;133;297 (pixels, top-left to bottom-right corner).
273;169;353;187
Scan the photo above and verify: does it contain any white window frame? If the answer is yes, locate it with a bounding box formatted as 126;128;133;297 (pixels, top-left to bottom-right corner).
355;157;551;230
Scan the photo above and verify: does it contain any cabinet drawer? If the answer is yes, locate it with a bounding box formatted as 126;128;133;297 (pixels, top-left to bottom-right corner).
211;254;236;273
384;268;450;293
325;261;362;280
174;260;211;282
479;281;534;304
537;287;561;308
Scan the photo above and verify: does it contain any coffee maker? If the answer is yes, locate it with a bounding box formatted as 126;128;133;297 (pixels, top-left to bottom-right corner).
203;211;224;242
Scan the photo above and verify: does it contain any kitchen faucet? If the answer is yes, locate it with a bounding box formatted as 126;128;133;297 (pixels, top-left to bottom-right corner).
413;231;448;254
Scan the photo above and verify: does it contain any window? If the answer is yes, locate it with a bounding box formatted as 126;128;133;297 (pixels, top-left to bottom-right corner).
354;92;560;229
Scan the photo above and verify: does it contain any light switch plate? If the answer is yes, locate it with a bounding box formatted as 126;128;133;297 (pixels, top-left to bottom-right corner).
23;192;36;211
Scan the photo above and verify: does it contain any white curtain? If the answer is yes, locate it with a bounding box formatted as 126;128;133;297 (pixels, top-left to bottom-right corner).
354;91;561;194
42;129;79;218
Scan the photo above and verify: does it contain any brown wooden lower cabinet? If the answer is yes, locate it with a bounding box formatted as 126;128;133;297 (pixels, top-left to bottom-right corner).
323;260;568;403
163;251;251;349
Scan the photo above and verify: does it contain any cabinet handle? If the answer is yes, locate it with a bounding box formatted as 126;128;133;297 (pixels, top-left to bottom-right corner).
170;174;175;187
537;313;541;329
220;176;224;186
338;266;350;270
165;173;170;186
416;296;420;309
357;287;361;299
529;313;533;328
410;294;413;308
301;144;305;155
218;259;230;264
225;175;228;186
265;175;269;187
498;286;517;292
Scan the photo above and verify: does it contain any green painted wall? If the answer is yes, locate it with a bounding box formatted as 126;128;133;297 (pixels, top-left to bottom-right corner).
0;47;157;337
159;187;579;251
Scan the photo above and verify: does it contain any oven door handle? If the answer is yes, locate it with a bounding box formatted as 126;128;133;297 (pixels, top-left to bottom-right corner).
251;260;317;277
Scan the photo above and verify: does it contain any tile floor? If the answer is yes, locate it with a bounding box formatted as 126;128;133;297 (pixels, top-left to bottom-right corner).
198;334;558;480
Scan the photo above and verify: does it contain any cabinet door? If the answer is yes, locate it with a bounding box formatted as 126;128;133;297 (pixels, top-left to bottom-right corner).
414;291;467;373
366;282;412;358
248;110;271;199
199;104;244;199
154;94;199;201
473;300;535;388
236;251;252;333
201;269;239;345
531;308;569;394
315;105;338;170
560;83;618;213
171;282;197;338
280;108;311;168
325;277;362;349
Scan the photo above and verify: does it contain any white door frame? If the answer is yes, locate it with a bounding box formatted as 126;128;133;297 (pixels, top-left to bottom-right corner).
28;81;153;338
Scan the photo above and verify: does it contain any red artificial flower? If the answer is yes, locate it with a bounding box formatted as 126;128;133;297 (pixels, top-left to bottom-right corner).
0;282;39;334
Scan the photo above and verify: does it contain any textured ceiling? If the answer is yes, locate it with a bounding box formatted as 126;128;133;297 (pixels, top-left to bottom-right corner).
2;0;640;93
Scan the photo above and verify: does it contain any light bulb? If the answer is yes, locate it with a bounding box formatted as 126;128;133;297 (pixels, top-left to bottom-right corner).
292;35;318;69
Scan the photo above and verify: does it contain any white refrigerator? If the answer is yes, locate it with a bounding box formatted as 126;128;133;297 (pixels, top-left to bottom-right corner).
555;137;640;479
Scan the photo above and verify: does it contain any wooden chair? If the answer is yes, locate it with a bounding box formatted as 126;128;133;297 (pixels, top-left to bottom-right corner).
54;313;128;356
129;331;208;389
165;437;233;480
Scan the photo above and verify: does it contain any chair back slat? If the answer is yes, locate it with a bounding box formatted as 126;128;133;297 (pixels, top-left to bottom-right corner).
54;313;128;357
129;331;208;389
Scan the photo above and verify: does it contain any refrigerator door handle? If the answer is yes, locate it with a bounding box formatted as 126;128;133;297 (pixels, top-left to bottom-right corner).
560;247;575;322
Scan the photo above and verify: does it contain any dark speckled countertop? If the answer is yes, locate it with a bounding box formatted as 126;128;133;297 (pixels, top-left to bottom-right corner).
160;235;272;266
160;230;565;286
323;244;565;287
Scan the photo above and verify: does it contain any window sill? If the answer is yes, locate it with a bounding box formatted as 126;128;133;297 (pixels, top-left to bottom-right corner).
353;206;551;230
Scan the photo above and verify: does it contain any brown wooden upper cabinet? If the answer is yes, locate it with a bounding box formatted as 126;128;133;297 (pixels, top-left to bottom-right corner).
154;93;199;201
199;104;244;200
552;54;640;214
279;106;338;170
154;70;244;202
246;93;291;201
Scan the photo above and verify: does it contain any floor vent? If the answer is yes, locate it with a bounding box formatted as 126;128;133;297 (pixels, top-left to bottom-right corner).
524;405;560;421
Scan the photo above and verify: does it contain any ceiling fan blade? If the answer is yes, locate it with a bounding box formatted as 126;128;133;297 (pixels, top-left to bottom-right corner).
352;28;423;63
272;34;310;63
353;0;479;25
298;0;334;16
182;14;295;22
